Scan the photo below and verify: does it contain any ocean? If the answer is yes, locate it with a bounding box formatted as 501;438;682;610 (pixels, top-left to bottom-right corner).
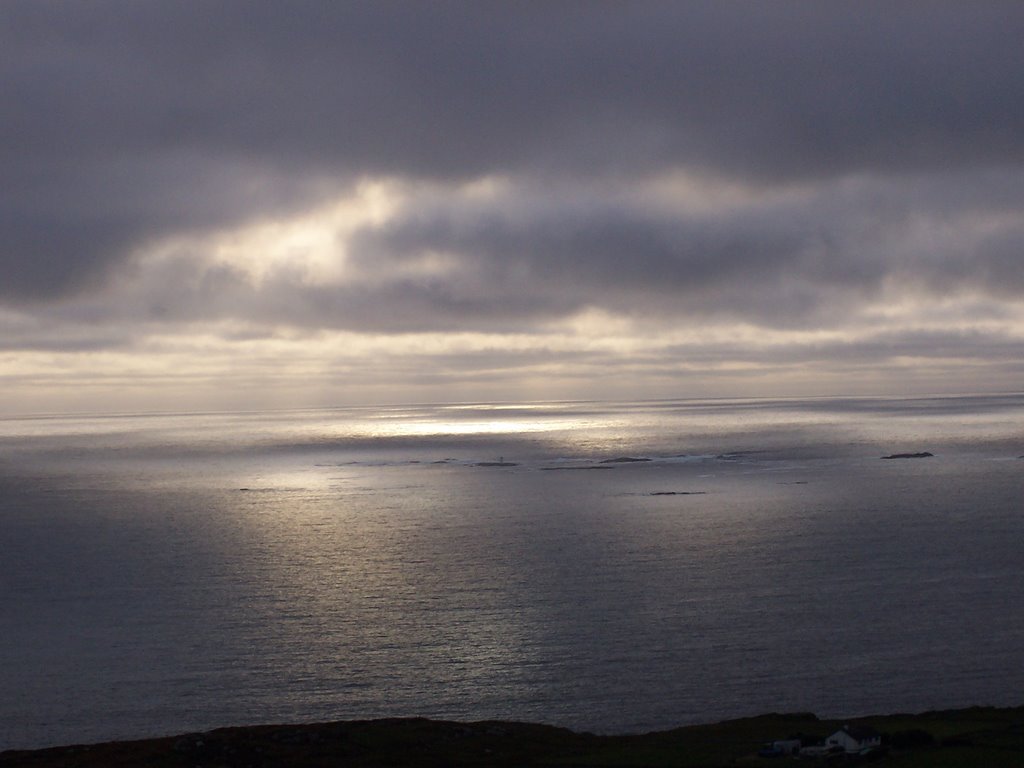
1;395;1022;750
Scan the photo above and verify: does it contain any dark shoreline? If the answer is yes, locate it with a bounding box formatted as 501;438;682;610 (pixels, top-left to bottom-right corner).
4;705;1023;767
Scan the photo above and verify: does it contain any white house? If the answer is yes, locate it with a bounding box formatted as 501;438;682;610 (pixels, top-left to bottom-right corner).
826;725;882;754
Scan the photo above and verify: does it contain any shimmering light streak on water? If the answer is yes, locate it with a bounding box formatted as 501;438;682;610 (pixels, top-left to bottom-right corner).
1;396;1023;749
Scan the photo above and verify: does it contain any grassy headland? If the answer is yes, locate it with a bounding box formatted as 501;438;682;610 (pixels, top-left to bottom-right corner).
3;705;1023;767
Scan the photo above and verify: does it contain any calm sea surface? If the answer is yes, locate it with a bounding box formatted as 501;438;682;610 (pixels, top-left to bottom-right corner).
1;396;1022;749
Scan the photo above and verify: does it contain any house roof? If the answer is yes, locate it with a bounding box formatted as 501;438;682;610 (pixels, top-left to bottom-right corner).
836;725;881;741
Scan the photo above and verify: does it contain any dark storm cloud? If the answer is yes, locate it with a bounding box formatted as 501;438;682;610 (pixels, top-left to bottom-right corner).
10;1;1018;178
345;200;823;325
0;152;333;299
65;194;867;333
340;172;1024;329
4;1;1024;303
24;168;1019;338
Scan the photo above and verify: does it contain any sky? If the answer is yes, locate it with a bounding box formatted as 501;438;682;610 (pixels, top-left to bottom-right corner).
3;1;1024;414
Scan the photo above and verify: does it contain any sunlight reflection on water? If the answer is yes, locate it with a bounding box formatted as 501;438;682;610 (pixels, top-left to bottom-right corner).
1;395;1023;749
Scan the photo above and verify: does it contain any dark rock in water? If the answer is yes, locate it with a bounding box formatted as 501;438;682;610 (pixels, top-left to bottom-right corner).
882;452;934;459
649;491;707;496
715;450;766;461
475;461;518;467
540;465;615;471
600;456;651;463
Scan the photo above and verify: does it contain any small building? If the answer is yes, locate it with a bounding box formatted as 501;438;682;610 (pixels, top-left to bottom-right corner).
826;725;882;754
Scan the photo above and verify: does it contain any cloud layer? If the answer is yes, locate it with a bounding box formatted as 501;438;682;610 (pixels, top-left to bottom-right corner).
3;2;1024;409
